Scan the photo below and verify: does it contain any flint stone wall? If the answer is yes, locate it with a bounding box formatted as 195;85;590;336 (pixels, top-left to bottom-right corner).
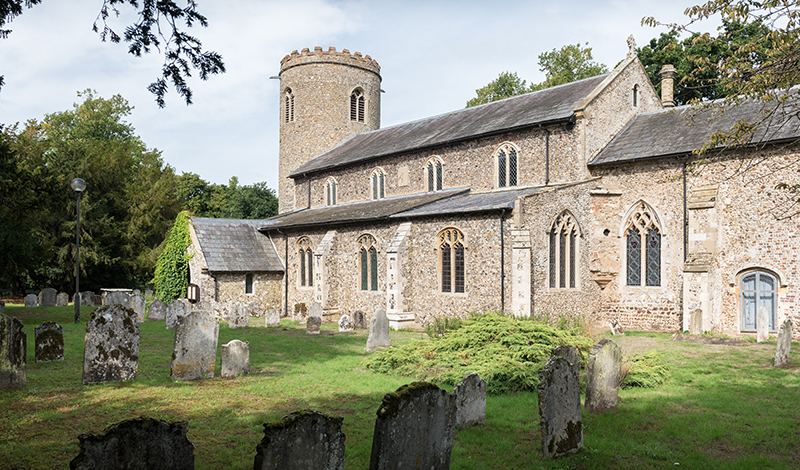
82;305;140;385
221;340;250;378
454;373;486;428
585;339;622;413
253;411;345;470
538;356;583;459
148;299;166;321
35;321;64;363
170;311;219;381
0;313;27;389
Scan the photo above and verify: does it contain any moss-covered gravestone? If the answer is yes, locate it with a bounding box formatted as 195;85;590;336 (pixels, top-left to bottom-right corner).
454;373;486;428
35;321;64;363
0;313;26;389
82;305;140;385
353;310;366;329
585;339;622;413
538;355;582;459
253;410;345;470
265;309;281;327
306;316;321;335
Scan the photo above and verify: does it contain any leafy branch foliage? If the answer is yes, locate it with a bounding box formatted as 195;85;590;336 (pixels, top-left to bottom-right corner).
153;210;191;303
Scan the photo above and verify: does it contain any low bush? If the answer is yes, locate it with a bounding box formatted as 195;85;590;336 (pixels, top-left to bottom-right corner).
621;351;671;388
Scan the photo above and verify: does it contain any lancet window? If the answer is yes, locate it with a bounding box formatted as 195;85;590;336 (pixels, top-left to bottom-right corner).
494;143;518;188
297;237;314;288
438;228;465;293
624;202;661;287
358;234;379;291
549;212;580;289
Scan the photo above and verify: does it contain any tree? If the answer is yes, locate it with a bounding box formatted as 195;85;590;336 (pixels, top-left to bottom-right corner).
223;182;279;219
466;72;529;108
174;171;230;218
0;0;225;107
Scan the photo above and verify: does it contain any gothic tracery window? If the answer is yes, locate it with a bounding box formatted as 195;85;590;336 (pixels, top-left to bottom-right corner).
371;168;386;200
624;202;661;287
350;88;365;122
325;177;337;206
358;234;379;291
438;228;465;293
297;237;314;288
284;88;294;123
549;211;580;289
494;143;518;188
426;157;443;192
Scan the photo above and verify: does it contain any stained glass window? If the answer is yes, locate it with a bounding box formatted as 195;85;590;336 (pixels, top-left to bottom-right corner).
498;151;506;188
625;202;661;287
439;228;464;293
645;228;661;286
626;228;641;286
508;149;517;187
360;248;368;291
370;247;378;291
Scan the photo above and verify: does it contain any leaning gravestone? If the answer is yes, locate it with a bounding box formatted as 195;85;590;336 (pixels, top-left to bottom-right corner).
0;313;27;389
166;300;188;330
585;339;622;413
130;293;146;323
70;417;194;470
148;298;166;321
454;373;486;428
24;294;38;308
365;308;390;352
538;355;582;459
353;310;367;329
221;340;250;378
56;292;69;307
369;382;456;470
253;410;345;470
757;307;770;343
338;314;354;332
35;321;64;363
552;345;580;377
105;291;130;308
308;302;323;324
170;310;219;381
306;316;322;335
40;288;57;307
82;305;140;385
265;309;281;327
775;319;793;367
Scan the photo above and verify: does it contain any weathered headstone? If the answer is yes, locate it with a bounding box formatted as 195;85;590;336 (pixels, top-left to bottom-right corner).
253;410;345;470
221;340;250;378
105;291;130;308
369;382;456;470
166;300;188;330
306;316;322;335
24;294;37;308
365;308;390;352
757;307;770;343
293;302;308;322
80;291;96;307
82;305;140;385
170;310;219;381
130;293;146;323
35;321;64;363
338;314;354;332
552;345;580;377
69;417;194;470
265;309;281;327
148;298;166;321
538;356;582;459
585;339;622;413
609;318;624;336
308;302;323;324
132;289;141;296
690;308;703;335
40;287;57;307
775;319;793;367
223;301;250;329
0;313;26;389
56;292;69;307
144;289;154;298
454;373;486;428
246;301;260;317
353;310;367;329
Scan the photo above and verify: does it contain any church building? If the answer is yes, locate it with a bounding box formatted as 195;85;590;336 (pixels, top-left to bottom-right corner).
186;39;799;337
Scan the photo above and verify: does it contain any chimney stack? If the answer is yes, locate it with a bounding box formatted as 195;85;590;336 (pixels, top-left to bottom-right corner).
659;64;676;108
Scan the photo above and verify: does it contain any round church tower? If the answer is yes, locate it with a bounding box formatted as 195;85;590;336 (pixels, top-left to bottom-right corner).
278;46;382;213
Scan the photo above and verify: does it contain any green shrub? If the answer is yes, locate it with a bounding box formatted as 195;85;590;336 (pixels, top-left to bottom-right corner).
424;316;464;339
153;211;192;303
621;351;671;388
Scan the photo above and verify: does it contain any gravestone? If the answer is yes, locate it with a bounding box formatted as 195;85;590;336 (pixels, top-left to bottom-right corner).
0;300;4;314
24;294;37;308
105;291;130;308
170;310;219;381
35;321;64;363
306;316;322;335
265;309;281;327
338;314;354;332
166;300;188;330
775;319;793;367
56;292;69;307
757;307;770;343
132;289;141;296
130;293;146;323
308;302;323;324
585;339;622;413
246;301;261;317
40;288;57;307
148;298;166;321
253;410;345;470
221;340;250;378
369;382;456;470
144;289;154;298
0;313;26;389
82;305;140;385
538;356;582;459
552;345;580;377
609;318;624;336
69;417;194;470
353;310;367;329
224;301;250;329
454;373;486;428
294;303;308;322
365;308;390;352
690;308;703;335
80;291;96;307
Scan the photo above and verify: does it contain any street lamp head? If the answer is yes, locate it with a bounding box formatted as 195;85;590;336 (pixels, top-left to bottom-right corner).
71;178;86;192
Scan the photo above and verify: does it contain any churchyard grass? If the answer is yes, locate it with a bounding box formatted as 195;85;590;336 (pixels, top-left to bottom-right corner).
2;304;799;469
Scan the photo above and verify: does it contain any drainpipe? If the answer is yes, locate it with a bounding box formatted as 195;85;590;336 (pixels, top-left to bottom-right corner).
682;157;688;262
277;228;289;317
500;209;506;313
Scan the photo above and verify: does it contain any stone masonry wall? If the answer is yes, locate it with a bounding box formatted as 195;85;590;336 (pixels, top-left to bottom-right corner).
216;272;283;315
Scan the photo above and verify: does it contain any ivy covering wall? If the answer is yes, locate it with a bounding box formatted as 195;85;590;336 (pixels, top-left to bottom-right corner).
154;211;192;303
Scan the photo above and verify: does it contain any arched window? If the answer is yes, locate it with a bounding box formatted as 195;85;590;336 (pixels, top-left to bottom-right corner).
245;273;253;294
549;211;580;289
438;228;465;293
284;88;294;123
425;157;444;192
740;270;778;332
358;234;379;291
371;168;386;200
350;88;365;122
494;143;518;188
297;237;314;287
324;177;337;206
624;202;661;287
633;84;639;107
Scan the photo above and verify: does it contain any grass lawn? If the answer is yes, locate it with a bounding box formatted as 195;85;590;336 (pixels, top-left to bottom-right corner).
1;304;799;469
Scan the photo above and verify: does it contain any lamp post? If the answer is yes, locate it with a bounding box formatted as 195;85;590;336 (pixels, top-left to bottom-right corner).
71;178;86;323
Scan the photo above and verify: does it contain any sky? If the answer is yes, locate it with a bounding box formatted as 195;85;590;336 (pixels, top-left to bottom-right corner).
0;1;719;190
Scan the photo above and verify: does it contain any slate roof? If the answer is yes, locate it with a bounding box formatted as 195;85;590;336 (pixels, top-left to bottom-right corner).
191;218;284;272
391;187;544;218
591;90;800;166
290;74;610;177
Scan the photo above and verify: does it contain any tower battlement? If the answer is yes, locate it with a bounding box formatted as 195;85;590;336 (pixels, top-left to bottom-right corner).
280;46;381;76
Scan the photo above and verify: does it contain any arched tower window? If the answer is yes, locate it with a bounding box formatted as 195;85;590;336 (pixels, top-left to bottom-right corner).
425;157;444;192
740;270;778;332
549;211;580;289
357;234;379;291
633;84;639;107
350;88;365;122
624;201;662;287
297;237;314;288
438;228;465;293
324;177;338;206
494;143;519;188
284;88;295;123
371;168;386;200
